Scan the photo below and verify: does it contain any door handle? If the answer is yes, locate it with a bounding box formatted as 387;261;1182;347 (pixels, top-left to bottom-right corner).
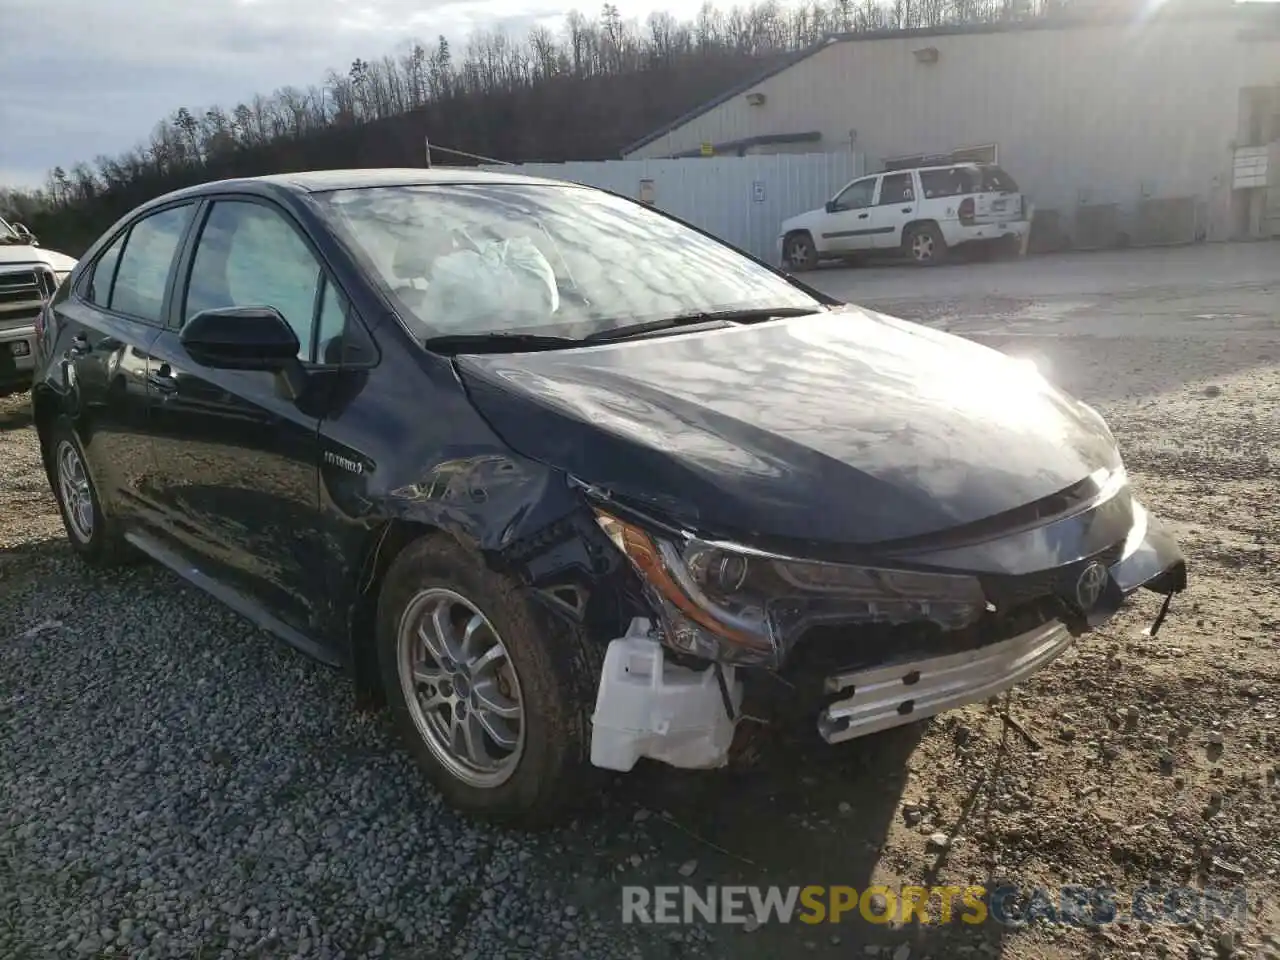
67;334;91;357
857;213;869;219
901;207;914;213
147;364;178;395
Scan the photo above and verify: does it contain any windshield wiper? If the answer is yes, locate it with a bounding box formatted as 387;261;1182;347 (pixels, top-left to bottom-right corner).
424;306;827;353
422;332;581;355
583;306;825;343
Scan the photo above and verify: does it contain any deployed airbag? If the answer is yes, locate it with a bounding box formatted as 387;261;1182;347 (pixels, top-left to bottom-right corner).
422;235;559;331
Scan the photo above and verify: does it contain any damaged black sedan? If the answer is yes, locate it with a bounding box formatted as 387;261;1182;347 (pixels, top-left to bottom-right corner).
32;169;1186;823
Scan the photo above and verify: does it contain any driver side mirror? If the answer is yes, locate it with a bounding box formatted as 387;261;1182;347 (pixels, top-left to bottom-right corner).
181;306;300;372
824;200;838;214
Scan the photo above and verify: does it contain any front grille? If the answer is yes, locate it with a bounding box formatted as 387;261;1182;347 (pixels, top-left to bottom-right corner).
980;540;1127;612
748;530;1131;727
786;595;1065;681
782;539;1127;681
744;596;1066;727
36;268;57;299
0;267;53;330
0;268;41;304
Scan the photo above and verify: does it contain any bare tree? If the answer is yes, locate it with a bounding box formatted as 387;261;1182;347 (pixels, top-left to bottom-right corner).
6;0;1074;252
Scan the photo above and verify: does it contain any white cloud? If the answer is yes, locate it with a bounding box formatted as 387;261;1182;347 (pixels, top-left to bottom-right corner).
0;0;647;188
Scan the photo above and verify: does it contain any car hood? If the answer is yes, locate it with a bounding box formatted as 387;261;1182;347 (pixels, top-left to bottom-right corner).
455;307;1122;548
0;246;77;272
780;207;825;235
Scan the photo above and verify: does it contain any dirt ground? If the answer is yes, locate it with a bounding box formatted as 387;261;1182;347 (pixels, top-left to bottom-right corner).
2;242;1278;960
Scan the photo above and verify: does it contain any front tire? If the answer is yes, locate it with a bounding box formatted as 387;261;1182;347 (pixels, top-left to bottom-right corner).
376;535;602;825
48;419;134;567
784;231;819;272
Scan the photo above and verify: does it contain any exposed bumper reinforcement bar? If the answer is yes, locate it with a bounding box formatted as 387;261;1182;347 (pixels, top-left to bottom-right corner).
818;620;1074;744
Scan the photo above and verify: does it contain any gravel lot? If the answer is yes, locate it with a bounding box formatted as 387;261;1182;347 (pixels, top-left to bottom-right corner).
3;243;1279;960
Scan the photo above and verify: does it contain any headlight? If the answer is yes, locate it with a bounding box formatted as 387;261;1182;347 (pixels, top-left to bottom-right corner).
595;510;987;666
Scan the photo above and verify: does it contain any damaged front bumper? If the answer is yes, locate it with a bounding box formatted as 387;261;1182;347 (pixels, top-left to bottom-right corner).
815;503;1187;744
817;619;1073;743
1110;500;1187;597
588;496;1186;771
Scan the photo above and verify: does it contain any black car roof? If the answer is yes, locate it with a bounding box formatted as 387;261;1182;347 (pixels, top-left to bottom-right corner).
144;167;576;207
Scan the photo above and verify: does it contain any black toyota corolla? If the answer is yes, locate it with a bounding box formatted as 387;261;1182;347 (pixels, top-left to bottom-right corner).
32;168;1186;823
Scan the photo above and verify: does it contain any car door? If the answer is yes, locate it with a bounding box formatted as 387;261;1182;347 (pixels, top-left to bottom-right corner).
818;176;880;254
143;196;335;641
869;171;919;249
46;203;196;523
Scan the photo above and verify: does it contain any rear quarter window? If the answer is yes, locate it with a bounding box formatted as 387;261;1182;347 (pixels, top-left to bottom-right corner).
919;167;977;199
981;166;1020;193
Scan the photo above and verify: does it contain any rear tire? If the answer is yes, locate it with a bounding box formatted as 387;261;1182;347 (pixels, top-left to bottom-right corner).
994;234;1022;260
376;535;603;825
905;223;948;266
784;232;819;272
48;419;135;567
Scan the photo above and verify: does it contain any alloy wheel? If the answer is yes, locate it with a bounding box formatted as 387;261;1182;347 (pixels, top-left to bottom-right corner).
56;440;94;543
397;587;525;788
911;231;936;263
787;236;816;271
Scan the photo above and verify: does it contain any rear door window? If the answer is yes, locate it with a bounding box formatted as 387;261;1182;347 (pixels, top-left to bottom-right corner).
876;173;915;206
86;232;127;307
110;205;195;323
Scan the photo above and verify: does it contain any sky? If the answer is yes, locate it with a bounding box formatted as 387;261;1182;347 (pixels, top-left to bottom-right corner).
0;0;673;190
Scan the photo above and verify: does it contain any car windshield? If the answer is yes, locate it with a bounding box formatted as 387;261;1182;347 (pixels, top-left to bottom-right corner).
0;217;22;244
313;182;822;341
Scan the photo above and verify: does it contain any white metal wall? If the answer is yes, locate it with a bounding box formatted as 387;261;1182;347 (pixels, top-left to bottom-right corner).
624;16;1280;241
478;152;866;263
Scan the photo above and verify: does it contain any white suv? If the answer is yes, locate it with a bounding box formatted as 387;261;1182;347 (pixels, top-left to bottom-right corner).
1;218;76;397
779;162;1029;269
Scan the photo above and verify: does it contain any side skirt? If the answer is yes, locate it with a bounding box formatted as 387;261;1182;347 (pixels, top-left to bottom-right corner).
124;529;343;668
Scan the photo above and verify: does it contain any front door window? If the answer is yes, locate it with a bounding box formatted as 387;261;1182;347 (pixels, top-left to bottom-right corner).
185;201;323;361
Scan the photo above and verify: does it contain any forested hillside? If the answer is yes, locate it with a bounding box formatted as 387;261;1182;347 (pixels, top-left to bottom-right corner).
3;0;1063;254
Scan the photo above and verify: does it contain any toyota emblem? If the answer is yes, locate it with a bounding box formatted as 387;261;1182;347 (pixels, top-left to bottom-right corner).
1075;561;1108;612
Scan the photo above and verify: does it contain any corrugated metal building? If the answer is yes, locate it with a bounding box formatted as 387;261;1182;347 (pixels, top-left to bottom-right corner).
478;153;867;262
622;6;1280;244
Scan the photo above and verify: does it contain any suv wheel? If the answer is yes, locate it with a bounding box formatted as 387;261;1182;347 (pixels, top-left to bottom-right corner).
49;420;134;567
906;224;948;266
784;232;818;272
377;535;602;825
